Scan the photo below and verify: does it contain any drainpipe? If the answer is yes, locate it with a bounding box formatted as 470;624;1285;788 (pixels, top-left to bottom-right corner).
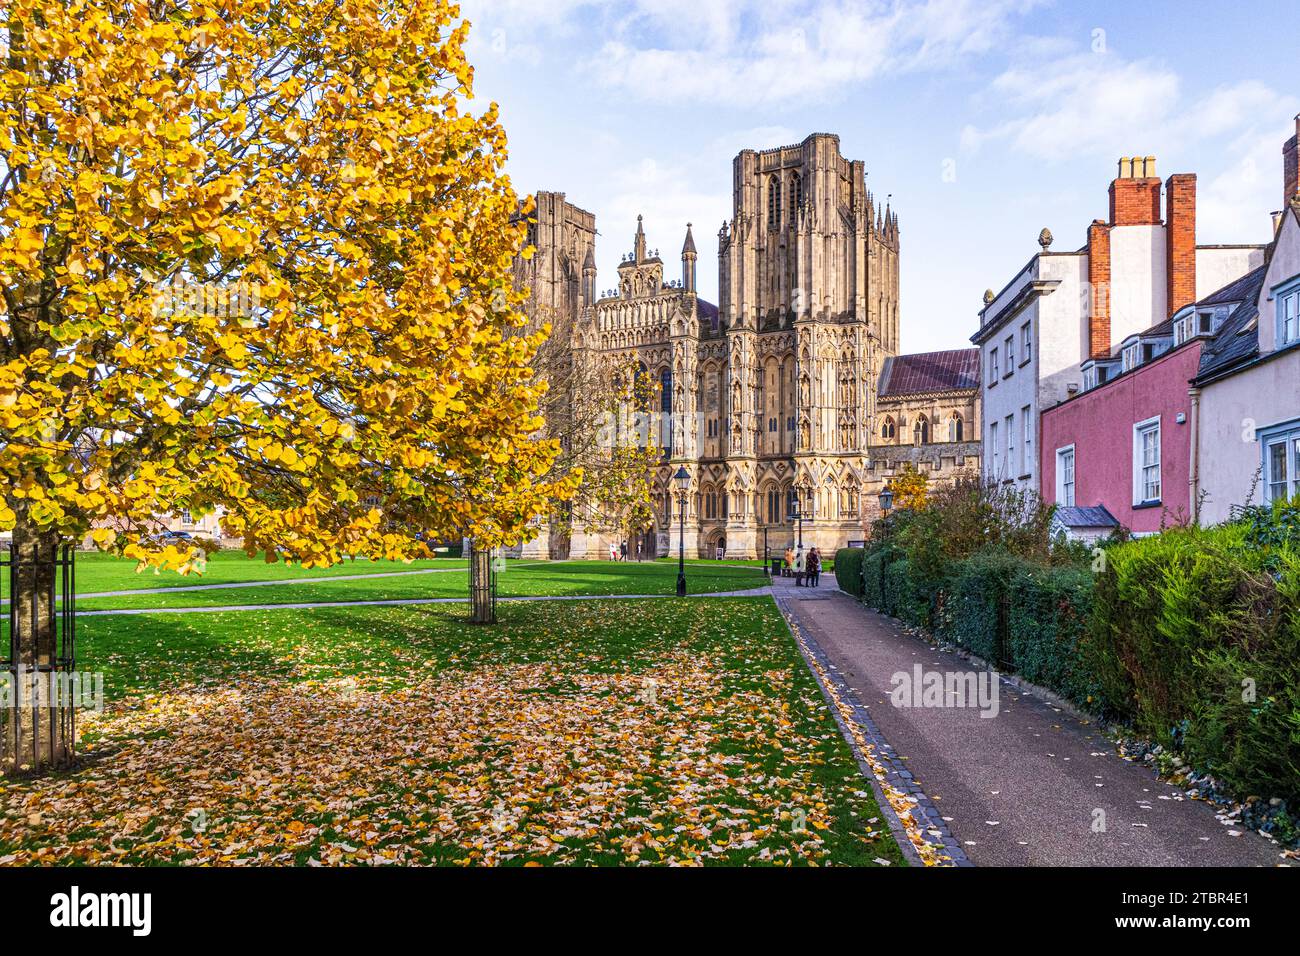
1188;385;1201;524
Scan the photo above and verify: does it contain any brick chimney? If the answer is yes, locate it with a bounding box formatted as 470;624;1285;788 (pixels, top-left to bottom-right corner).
1087;219;1111;358
1165;173;1197;317
1109;156;1162;226
1285;114;1300;207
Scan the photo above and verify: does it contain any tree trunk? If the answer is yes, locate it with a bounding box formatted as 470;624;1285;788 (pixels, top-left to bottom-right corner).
2;507;73;774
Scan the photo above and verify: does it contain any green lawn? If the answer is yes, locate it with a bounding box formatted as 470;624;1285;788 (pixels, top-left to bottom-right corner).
0;598;904;867
71;548;465;595
73;559;769;611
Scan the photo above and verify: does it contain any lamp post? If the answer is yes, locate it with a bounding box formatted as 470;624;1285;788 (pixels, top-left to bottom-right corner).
674;465;690;597
878;484;894;540
790;496;803;551
876;484;894;606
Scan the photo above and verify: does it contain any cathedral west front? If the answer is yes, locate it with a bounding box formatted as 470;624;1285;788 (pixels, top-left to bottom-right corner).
514;132;979;560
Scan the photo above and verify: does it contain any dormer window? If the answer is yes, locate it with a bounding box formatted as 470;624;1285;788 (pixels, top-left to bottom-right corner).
1121;342;1142;372
1279;284;1300;346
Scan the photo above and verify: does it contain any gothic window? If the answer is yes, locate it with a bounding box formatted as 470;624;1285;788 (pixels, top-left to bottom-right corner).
914;415;930;445
949;413;963;442
660;368;673;456
788;173;802;225
768;175;784;231
881;416;896;440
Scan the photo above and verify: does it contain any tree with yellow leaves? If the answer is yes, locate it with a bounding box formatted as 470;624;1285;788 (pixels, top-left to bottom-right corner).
0;0;573;772
891;464;930;511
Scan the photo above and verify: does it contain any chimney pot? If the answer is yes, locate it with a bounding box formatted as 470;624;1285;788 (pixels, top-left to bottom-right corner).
1144;156;1157;178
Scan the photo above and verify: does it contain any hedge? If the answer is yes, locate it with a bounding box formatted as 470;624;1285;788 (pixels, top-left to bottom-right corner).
1007;564;1099;707
883;556;935;627
937;552;1017;663
1083;525;1300;801
834;548;865;597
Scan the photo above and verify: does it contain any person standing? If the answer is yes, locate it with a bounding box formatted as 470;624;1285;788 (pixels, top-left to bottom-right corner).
808;547;821;587
793;548;805;587
783;546;794;577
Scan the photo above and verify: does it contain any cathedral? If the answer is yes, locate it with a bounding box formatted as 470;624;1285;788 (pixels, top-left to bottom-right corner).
513;133;980;560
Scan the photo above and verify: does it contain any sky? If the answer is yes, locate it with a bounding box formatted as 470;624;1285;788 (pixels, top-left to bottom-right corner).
458;0;1298;355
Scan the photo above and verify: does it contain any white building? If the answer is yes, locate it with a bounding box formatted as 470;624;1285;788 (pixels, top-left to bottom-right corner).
1194;117;1300;523
972;156;1264;495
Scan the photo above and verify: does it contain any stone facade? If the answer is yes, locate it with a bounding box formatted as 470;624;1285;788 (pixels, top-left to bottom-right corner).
515;132;977;559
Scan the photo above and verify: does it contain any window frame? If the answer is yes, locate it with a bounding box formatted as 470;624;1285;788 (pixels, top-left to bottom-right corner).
1259;418;1300;504
1021;404;1032;477
1020;321;1032;366
1276;279;1300;347
1055;444;1076;507
1132;416;1162;506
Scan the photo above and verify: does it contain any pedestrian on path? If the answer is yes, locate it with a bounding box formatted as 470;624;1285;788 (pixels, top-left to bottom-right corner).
808;547;821;587
783;547;795;577
794;548;805;586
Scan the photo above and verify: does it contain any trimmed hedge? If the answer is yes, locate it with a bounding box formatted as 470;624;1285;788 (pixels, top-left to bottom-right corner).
1007;564;1098;707
932;550;1023;665
834;548;865;597
1083;525;1300;801
862;548;888;611
883;556;934;627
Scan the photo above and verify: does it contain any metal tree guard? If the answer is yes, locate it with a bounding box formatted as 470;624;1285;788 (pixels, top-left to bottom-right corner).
1;543;76;774
467;541;497;625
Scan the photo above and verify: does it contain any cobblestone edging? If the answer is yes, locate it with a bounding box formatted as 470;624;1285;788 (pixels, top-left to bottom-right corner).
776;595;972;867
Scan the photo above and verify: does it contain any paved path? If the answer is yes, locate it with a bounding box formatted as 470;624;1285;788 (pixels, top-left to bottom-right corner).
79;586;775;616
774;574;1285;867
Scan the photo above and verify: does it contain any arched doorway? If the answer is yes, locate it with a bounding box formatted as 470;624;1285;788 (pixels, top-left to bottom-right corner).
636;526;658;561
705;530;727;559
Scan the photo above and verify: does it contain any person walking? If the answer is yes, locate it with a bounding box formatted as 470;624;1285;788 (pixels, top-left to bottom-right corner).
620;540;628;562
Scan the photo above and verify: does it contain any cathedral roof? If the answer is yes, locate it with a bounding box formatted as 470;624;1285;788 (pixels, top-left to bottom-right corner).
682;223;697;255
879;348;980;397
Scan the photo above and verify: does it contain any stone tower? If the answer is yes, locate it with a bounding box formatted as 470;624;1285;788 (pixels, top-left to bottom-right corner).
716;133;900;556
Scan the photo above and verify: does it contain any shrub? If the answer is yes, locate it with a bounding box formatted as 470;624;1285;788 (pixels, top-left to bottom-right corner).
862;547;889;610
883;556;934;627
834;548;865;597
1084;525;1300;801
1007;564;1099;706
933;550;1026;664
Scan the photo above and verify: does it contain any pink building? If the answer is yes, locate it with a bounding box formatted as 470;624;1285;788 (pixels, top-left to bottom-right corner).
1040;268;1263;537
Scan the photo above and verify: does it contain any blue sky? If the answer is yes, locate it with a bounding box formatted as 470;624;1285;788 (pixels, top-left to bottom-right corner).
459;0;1298;354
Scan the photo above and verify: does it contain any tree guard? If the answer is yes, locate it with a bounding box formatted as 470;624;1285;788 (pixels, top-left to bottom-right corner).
467;542;497;625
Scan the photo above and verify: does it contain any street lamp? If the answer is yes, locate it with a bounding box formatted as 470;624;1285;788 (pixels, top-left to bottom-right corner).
878;485;894;542
674;465;690;597
876;484;895;605
789;496;804;551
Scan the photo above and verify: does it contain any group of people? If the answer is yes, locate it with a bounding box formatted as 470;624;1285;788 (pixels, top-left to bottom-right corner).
781;546;822;587
607;540;644;561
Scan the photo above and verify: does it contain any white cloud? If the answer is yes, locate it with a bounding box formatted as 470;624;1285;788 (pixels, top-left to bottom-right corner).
467;0;1041;107
962;47;1299;243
